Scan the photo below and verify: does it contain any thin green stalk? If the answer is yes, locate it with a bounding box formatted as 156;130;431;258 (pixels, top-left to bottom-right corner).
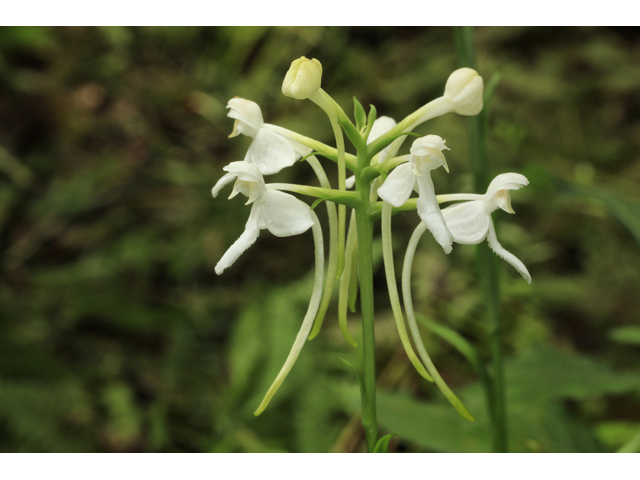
454;25;507;452
381;202;434;382
354;147;378;452
306;156;339;340
402;222;474;422
354;198;377;452
254;211;325;416
310;91;348;279
337;211;358;346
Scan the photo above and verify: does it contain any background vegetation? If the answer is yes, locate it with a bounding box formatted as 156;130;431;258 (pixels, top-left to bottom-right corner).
1;26;640;452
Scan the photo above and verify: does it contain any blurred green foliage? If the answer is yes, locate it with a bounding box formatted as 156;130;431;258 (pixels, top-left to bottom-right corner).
1;26;640;452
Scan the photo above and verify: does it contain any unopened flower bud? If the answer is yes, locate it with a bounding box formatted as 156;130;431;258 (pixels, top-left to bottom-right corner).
282;57;323;100
444;68;483;116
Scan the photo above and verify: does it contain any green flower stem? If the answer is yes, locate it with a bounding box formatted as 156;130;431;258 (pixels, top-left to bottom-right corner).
369;193;471;220
306;156;339;340
371;155;410;175
354;189;378;452
347;233;359;312
402;222;474;422
336;211;358;346
455;25;507;452
265;184;361;208
309;90;348;279
263;123;358;171
381;202;434;382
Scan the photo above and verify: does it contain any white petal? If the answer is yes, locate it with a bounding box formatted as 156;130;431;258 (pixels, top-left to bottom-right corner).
368;116;397;144
485;173;529;199
223;161;266;191
260;190;314;237
211;172;235;198
415;173;453;253
215;207;261;275
227;98;263;137
411;135;449;154
245;129;299;175
377;163;416;207
345;175;356;189
442;200;490;245
486;222;531;283
368;116;397;163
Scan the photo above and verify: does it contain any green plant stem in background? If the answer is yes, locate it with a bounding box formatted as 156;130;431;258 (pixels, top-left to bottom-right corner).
454;25;507;453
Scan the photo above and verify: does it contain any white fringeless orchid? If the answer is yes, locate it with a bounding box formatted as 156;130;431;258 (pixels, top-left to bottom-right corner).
213;161;315;275
441;172;531;283
377;135;453;253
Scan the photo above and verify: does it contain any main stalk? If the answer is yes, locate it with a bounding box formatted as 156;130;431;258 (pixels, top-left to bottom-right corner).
355;152;378;452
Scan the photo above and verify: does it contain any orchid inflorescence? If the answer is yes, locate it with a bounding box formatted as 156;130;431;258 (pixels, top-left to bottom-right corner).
213;57;531;420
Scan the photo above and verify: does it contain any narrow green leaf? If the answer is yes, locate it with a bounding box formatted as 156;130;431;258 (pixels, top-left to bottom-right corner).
310;198;326;210
339;357;365;407
617;429;640;453
415;313;488;381
337;120;365;151
609;326;640;346
373;433;396;453
365;104;377;136
560;180;640;247
353;96;366;131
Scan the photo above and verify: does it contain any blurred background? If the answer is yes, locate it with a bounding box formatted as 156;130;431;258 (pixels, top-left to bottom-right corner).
1;26;640;453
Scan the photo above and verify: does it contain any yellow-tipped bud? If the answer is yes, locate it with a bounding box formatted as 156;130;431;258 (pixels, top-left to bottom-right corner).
444;68;484;116
282;57;323;100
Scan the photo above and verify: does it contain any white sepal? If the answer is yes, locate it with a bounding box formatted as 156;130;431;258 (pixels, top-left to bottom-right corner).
345;175;356;189
368;116;397;164
245;128;299;175
223;161;266;191
211;172;235;198
377;163;415;207
227;98;264;138
485;173;529;214
368;116;397;144
260;190;314;237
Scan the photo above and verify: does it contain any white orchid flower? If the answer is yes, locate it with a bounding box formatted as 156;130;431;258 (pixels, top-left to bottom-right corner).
377;135;453;253
441;173;531;283
345;116;397;189
213;161;315;275
223;97;310;177
212;160;326;415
